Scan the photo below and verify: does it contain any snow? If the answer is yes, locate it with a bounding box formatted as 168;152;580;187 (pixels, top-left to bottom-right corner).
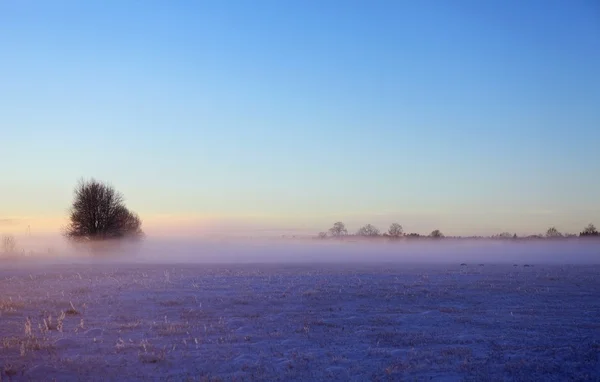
0;262;599;380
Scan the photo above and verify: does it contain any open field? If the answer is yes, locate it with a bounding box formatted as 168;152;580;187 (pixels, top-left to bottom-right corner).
0;262;599;381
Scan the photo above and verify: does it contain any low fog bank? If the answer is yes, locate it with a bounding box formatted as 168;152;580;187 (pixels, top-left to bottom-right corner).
130;238;600;264
2;236;600;265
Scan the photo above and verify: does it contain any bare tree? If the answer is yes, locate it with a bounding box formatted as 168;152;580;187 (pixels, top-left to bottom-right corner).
580;223;599;237
328;222;348;237
356;224;380;237
429;229;444;238
388;223;403;238
64;179;143;241
317;232;327;239
546;227;562;238
1;235;16;254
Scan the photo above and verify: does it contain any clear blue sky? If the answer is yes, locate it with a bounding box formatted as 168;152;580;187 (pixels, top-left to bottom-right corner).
1;0;599;236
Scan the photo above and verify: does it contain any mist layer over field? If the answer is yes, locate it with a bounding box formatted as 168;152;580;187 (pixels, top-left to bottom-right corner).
6;236;600;265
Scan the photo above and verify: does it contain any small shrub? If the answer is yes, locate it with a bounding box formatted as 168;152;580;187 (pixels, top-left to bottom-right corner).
1;235;17;254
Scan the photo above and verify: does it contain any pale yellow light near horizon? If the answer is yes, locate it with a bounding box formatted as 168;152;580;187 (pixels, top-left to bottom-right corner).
0;215;208;234
1;210;597;239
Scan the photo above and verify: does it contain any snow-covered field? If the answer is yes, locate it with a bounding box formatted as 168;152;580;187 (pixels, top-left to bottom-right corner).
1;262;599;381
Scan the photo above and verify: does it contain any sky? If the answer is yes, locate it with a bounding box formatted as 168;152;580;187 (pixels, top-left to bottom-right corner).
1;0;599;237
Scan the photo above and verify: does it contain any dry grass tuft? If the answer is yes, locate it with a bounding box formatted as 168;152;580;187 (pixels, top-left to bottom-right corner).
180;309;210;321
153;321;190;336
2;363;23;380
65;301;80;316
138;348;167;364
19;337;54;356
0;299;24;313
119;320;142;331
0;318;56;357
41;312;66;332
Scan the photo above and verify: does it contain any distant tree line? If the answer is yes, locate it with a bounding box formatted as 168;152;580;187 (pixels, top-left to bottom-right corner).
318;222;445;240
317;222;599;240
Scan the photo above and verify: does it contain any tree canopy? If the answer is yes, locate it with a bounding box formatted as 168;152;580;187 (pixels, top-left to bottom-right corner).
388;223;403;238
546;227;563;238
429;229;444;238
64;179;143;241
580;223;599;237
357;224;380;237
328;222;348;237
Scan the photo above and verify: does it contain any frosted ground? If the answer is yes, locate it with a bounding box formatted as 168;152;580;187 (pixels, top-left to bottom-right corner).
1;258;599;381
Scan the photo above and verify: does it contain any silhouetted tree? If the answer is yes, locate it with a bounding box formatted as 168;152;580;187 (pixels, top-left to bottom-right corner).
580;223;599;237
429;229;444;238
64;179;143;242
406;233;421;238
546;227;562;238
317;232;327;239
328;222;348;237
356;224;380;237
388;223;403;238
